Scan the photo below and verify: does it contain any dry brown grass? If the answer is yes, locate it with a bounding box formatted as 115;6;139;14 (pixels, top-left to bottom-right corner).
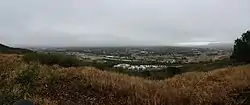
1;54;250;105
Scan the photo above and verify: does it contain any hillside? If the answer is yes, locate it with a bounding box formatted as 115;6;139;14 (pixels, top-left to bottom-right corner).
0;43;32;54
1;54;250;105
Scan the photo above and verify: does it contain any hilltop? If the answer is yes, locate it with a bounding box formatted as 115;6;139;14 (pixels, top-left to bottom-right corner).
1;54;250;105
0;43;32;54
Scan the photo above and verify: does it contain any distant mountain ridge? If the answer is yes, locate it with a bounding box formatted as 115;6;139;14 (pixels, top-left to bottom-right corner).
194;43;233;49
0;43;32;54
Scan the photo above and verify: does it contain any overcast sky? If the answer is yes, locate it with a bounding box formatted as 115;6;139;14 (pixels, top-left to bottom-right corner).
0;0;250;47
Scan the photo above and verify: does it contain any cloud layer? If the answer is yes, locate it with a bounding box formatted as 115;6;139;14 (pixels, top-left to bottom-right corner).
0;0;250;46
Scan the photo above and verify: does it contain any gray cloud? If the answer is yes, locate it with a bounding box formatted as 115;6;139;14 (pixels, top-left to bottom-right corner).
0;0;249;47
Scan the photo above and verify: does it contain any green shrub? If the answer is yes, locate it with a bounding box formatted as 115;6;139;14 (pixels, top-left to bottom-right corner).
16;65;39;86
15;64;40;94
23;53;81;67
22;53;38;62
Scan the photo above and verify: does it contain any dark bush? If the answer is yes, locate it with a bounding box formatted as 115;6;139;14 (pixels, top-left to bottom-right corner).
23;52;81;67
231;30;250;63
128;67;183;80
166;67;181;77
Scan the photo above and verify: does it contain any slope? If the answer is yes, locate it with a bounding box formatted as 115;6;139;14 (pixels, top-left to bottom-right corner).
0;54;250;105
0;43;32;54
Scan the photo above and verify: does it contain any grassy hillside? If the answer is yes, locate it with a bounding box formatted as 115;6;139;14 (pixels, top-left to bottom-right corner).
1;54;250;105
0;44;32;54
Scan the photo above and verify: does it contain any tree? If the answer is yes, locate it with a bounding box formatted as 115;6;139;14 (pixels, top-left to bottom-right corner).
231;30;250;63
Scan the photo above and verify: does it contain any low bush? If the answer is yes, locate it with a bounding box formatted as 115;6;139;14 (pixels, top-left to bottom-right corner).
23;53;81;67
15;64;40;94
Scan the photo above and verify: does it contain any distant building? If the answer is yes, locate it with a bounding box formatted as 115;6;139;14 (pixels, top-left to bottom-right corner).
140;51;148;54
